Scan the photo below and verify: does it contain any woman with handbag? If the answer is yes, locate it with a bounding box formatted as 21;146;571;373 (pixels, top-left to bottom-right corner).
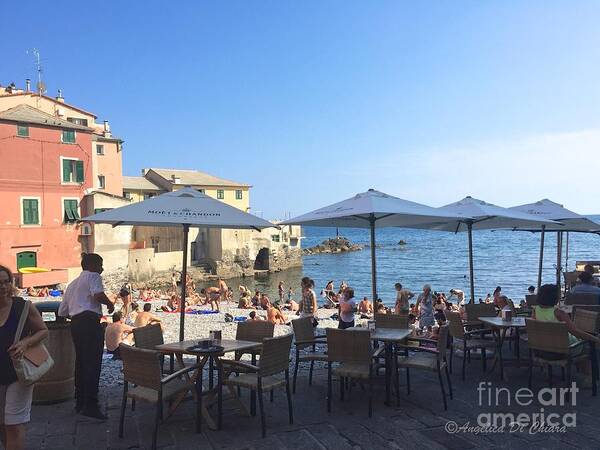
0;265;48;450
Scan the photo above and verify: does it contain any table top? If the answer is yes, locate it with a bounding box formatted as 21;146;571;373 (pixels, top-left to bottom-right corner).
478;316;526;328
156;338;261;355
371;328;412;342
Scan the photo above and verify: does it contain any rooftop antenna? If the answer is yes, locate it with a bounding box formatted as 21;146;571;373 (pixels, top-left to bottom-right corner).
26;48;45;96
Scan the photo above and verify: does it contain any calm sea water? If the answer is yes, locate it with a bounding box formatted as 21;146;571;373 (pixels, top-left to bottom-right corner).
198;218;600;307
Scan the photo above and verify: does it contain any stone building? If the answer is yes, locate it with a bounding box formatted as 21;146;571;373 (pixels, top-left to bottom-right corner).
123;168;302;281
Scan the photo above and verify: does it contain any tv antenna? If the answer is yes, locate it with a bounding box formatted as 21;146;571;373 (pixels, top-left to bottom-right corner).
26;48;45;95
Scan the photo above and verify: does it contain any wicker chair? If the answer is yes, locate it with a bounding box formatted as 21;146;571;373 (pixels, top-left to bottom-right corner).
326;328;379;417
291;317;327;393
118;345;199;450
525;318;594;395
375;313;408;329
235;321;275;361
133;324;173;373
223;334;294;438
445;311;495;380
565;292;599;306
396;325;453;410
464;303;496;328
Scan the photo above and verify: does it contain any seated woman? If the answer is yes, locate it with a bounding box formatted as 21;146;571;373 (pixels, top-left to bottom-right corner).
374;300;386;315
433;296;447;322
324;291;338;309
267;305;287;325
37;286;50;297
259;293;271;310
238;292;254;309
161;294;180;312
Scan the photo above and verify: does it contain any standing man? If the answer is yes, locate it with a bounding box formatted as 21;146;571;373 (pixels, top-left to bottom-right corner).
59;253;114;420
218;278;228;304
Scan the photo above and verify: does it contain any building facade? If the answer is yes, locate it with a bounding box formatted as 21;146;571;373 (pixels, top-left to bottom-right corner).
0;82;126;286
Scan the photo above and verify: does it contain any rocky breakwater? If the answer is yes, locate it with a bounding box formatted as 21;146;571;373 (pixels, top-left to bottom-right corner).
303;237;363;255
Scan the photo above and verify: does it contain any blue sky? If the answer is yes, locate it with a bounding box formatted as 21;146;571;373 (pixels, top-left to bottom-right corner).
2;1;600;217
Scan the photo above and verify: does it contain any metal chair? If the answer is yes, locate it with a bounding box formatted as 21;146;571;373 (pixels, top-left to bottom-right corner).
223;334;294;438
525;318;595;396
445;310;495;380
396;325;453;410
326;328;380;417
291;317;327;393
118;345;198;450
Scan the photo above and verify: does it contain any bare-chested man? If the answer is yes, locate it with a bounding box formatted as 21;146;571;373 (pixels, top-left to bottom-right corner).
217;278;228;303
267;305;287;325
205;286;221;312
358;297;373;315
134;303;163;330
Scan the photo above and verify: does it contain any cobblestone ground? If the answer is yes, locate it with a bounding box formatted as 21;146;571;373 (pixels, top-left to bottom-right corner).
27;351;600;450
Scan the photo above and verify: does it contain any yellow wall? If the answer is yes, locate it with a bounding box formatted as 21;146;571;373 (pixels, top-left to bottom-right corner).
124;186;251;211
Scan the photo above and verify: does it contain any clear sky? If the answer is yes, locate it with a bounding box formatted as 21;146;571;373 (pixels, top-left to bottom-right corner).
2;1;599;217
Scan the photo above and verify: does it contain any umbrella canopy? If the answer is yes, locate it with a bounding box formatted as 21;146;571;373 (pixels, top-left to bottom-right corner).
84;187;275;341
84;187;274;230
509;199;600;292
509;199;600;232
414;196;558;303
281;189;465;302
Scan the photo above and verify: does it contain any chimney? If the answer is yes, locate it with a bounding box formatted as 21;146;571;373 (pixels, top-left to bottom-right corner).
103;120;111;137
171;175;181;184
56;89;65;103
141;168;148;176
25;79;31;92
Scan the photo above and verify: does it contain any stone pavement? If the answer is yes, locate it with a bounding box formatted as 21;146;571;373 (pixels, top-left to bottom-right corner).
26;355;600;450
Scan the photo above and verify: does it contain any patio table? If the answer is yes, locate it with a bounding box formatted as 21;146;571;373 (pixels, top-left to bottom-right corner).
156;338;261;432
478;316;526;381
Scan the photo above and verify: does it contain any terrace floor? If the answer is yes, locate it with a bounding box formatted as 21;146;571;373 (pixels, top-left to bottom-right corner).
27;352;600;450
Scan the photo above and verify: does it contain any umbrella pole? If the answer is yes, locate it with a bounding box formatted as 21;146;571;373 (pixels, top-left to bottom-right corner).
467;221;475;304
179;224;190;342
556;231;563;299
565;232;569;271
537;225;545;292
369;214;377;302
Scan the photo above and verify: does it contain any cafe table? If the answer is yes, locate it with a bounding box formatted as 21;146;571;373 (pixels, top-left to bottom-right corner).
349;327;412;406
478;316;527;381
156;338;261;432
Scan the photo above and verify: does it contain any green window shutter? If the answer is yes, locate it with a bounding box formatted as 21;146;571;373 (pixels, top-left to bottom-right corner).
62;159;71;182
62;130;76;143
17;125;29;137
75;161;84;183
64;199;79;222
23;199;39;225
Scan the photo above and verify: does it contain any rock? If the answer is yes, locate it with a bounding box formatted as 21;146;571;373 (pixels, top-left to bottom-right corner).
398;240;407;245
303;237;363;255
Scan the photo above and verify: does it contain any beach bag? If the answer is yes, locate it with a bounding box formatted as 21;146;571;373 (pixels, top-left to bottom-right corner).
12;300;54;385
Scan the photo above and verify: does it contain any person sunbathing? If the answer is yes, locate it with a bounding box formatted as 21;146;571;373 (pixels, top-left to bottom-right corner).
248;311;264;321
162;294;180;312
134;303;163;330
37;286;50;297
259;293;271;310
267;305;287;325
285;299;299;312
238;293;254;309
251;290;261;308
26;286;38;296
358;297;373;315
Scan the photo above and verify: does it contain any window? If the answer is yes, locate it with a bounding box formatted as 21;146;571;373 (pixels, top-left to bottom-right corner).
217;190;224;199
62;159;84;183
144;193;157;200
98;175;105;189
271;234;280;242
197;189;205;194
124;192;132;199
94;208;112;214
17;124;29;137
96;144;104;155
62;130;76;143
236;190;243;200
22;199;40;225
67;117;88;126
63;199;80;223
150;236;160;252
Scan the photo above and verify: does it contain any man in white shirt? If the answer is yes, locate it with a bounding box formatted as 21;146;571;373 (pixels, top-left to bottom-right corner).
59;253;114;420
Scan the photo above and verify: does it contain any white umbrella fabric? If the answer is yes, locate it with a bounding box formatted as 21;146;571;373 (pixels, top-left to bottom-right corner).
414;196;558;303
509;199;600;291
84;187;275;341
280;189;465;302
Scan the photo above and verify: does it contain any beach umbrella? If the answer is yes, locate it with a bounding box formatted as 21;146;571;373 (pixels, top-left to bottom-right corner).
280;189;465;302
509;199;600;292
83;187;275;341
413;196;557;303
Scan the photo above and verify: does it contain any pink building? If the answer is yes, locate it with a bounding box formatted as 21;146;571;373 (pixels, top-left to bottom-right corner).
0;105;93;286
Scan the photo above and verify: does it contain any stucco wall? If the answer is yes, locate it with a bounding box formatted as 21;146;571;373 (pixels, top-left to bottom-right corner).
0;122;93;273
128;248;155;282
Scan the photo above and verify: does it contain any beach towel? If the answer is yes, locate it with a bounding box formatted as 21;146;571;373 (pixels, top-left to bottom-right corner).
234;316;247;322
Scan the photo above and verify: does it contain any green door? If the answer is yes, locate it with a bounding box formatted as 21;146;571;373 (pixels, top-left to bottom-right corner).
16;252;37;269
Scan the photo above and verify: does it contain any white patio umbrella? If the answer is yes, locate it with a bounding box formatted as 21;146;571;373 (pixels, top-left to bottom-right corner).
280;189;465;302
83;187;275;341
509;199;600;291
413;196;558;303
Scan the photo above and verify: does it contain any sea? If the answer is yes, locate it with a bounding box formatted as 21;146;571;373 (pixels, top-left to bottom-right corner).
198;218;600;307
